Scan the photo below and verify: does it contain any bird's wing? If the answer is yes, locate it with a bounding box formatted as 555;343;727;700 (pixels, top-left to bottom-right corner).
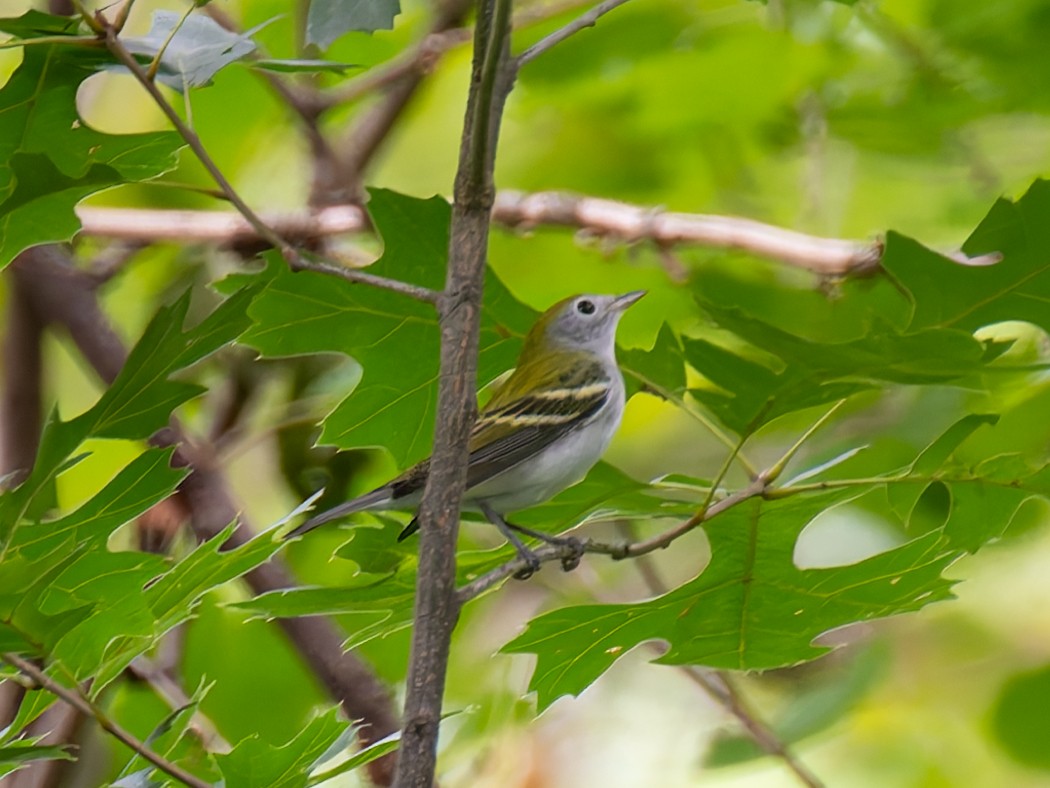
464;369;611;486
389;351;612;500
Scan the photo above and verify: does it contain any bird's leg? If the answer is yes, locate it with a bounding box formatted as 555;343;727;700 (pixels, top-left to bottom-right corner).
480;503;541;579
505;523;585;572
480;504;584;573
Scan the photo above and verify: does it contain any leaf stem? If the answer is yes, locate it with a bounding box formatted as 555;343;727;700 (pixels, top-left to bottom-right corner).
113;0;137;33
146;3;195;82
0;35;103;49
762;399;846;485
1;653;211;788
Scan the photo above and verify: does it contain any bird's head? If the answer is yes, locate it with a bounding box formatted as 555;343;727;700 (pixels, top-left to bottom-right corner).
522;291;646;359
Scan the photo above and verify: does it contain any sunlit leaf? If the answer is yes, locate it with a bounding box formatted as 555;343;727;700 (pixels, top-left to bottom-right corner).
216;707;349;788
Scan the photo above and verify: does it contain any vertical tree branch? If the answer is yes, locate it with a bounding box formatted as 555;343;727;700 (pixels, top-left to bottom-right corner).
0;254;56;788
393;0;514;785
1;260;44;487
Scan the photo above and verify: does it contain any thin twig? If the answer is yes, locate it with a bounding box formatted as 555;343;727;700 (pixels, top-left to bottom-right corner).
127;657;231;753
456;477;765;602
517;0;633;65
2;654;211;788
322;28;472;107
333;0;474;196
458;405;845;601
145;3;193;82
289;257;441;304
200;5;346;203
683;670;824;788
95;20;441;305
762;400;846;484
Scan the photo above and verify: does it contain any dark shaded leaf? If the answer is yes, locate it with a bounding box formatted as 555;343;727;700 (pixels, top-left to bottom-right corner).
306;0;402;49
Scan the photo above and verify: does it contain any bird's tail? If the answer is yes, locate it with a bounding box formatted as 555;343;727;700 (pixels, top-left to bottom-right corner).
284;486;393;539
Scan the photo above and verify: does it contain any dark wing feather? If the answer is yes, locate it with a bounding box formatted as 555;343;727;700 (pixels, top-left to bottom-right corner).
387;352;611;502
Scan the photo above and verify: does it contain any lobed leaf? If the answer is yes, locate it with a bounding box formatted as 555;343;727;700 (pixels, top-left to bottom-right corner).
216;707;349;788
0;11;183;266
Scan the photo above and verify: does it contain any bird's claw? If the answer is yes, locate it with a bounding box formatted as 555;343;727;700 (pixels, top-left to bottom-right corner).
513;551;542;580
559;537;584;572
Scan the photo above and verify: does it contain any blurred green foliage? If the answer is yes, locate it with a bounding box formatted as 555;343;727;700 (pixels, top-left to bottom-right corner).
2;0;1050;786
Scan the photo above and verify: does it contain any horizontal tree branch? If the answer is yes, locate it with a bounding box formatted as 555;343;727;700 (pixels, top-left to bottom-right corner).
1;653;210;788
75;191;1000;277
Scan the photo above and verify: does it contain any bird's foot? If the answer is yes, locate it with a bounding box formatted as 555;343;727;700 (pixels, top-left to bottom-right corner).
506;523;584;573
556;536;584;572
512;547;542;580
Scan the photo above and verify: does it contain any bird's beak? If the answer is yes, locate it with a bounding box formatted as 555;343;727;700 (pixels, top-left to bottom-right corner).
613;290;647;310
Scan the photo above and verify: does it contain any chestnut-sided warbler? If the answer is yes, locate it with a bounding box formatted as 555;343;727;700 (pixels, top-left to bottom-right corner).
286;290;646;574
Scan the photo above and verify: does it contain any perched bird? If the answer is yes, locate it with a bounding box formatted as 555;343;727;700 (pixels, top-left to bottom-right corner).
285;291;646;576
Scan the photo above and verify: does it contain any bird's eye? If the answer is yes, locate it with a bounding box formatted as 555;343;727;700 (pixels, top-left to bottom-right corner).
576;299;596;315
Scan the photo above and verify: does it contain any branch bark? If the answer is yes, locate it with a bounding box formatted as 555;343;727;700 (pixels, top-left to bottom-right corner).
393;0;514;784
1;653;210;788
75;192;1002;276
2;252;84;788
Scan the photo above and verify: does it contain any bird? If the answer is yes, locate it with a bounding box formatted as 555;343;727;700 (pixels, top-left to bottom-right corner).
285;290;646;577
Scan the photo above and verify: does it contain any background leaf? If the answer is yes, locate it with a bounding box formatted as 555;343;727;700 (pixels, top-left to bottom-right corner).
306;0;402;49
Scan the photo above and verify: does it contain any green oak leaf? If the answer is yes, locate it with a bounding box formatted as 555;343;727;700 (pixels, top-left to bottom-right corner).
503;489;957;709
687;297;1006;434
0;14;183;266
216;707;349;788
621;323;687;400
0;739;76;780
242;189;531;466
0;286;256;539
89;523;283;692
883;179;1050;335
